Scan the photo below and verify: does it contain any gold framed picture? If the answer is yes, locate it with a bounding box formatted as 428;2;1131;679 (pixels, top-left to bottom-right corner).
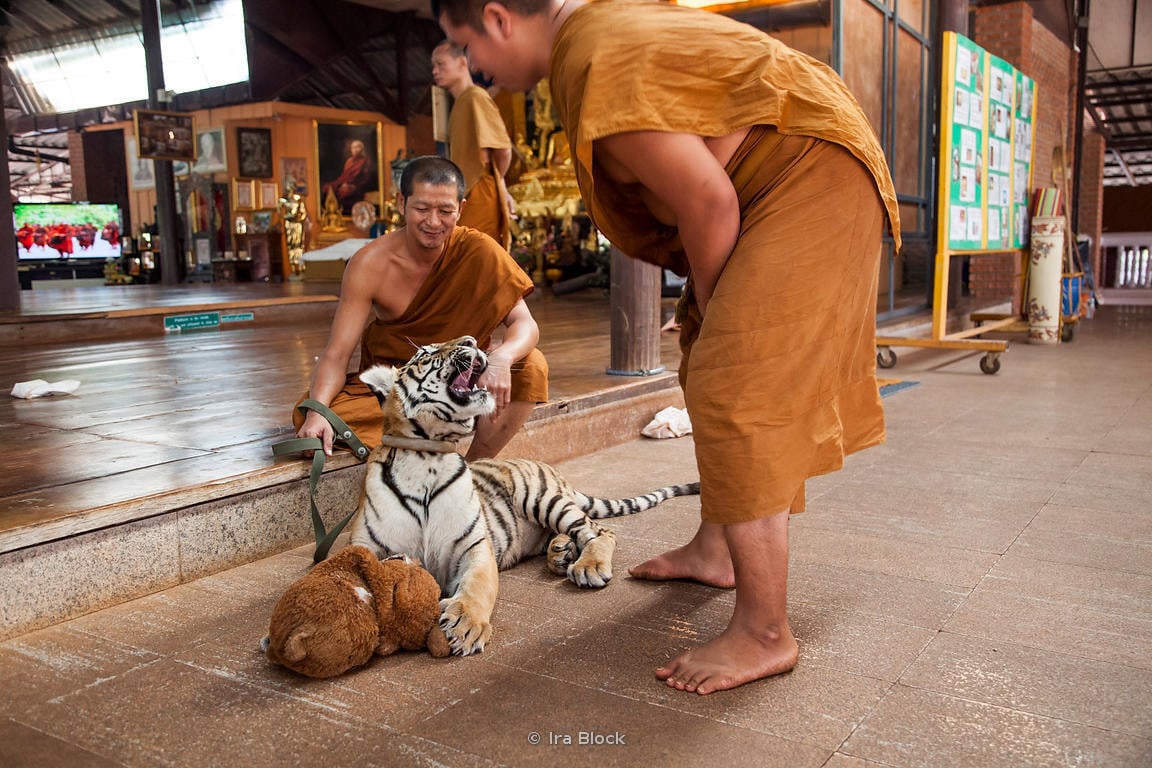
258;181;279;209
232;179;255;210
315;120;383;216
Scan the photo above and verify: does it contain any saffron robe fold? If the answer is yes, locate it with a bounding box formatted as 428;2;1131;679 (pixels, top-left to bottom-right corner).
450;85;512;248
551;0;901;274
550;1;894;522
292;227;548;449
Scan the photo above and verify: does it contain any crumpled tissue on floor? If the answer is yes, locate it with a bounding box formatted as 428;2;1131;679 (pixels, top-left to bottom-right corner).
641;406;692;439
10;379;82;399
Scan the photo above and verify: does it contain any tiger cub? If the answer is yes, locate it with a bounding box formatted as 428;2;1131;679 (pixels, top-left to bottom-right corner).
346;336;699;656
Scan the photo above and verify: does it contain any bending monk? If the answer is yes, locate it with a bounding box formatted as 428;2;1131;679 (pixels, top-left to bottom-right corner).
293;155;548;460
436;0;901;693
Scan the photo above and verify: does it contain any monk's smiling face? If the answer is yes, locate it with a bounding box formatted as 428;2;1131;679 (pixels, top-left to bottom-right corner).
401;181;462;252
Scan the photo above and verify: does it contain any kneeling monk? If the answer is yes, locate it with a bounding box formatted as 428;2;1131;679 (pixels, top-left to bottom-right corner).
293;155;548;460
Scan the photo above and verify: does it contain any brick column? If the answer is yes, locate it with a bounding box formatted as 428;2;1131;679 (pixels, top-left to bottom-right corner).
1078;124;1106;284
972;1;1077;308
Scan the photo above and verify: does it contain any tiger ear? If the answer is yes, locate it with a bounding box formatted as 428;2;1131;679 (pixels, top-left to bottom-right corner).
359;365;398;403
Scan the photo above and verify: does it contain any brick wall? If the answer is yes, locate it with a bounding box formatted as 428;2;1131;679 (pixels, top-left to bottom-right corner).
969;252;1021;304
972;2;1082;306
1079;124;1106;279
68;132;86;202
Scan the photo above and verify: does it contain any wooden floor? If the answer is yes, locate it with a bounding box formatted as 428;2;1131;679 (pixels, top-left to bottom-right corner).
0;282;682;545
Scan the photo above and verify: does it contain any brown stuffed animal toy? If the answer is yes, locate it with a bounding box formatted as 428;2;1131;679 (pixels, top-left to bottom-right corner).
263;545;451;678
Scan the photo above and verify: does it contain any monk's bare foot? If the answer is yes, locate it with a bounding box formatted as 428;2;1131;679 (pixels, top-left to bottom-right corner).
628;525;735;588
655;624;798;695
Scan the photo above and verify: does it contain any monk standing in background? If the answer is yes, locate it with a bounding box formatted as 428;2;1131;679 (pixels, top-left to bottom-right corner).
431;41;515;248
294;156;548;460
436;0;901;694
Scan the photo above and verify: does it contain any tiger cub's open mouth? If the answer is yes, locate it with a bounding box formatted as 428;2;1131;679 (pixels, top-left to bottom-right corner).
448;352;487;404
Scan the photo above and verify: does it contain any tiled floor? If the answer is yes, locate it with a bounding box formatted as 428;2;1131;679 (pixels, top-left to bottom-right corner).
1;303;1150;767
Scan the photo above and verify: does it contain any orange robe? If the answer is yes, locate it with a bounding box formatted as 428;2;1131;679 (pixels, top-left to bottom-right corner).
292;227;548;449
449;85;512;248
551;1;901;521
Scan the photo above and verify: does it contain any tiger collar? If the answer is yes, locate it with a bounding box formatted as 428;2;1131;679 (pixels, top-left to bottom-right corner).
377;434;459;454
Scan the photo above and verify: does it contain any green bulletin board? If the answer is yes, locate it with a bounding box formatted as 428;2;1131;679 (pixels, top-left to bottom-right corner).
938;32;1036;252
1013;70;1037;247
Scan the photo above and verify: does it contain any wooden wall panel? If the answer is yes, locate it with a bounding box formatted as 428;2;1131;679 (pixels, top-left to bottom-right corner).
771;25;833;65
841;0;887;142
113;102;410;254
899;0;926;36
894;26;927;206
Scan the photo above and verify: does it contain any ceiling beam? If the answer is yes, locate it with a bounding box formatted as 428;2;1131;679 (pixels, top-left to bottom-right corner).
1109;148;1137;185
1088;93;1152;108
1105;135;1152;150
1095;115;1152;126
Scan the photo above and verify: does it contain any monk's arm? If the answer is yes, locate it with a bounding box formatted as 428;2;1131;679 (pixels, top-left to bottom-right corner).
480;298;539;409
297;254;375;453
490;147;512;178
478;146;513;178
594;131;740;316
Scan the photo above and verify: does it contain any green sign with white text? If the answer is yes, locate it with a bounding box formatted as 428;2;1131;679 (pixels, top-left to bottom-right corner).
164;312;221;331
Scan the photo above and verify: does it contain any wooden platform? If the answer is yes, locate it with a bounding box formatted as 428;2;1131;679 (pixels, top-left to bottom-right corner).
0;282;686;637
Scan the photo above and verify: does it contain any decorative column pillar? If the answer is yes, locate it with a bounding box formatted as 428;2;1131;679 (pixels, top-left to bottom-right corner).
607;246;664;376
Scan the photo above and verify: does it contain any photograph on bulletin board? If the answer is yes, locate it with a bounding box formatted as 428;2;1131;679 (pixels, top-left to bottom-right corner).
944;33;986;250
1013;70;1037;248
986;54;1016;250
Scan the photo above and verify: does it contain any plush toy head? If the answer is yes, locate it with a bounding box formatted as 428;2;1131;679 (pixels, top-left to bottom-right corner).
263;545;451;678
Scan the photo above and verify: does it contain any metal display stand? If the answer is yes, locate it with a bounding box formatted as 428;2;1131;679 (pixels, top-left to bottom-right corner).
877;32;1036;375
876;248;1024;375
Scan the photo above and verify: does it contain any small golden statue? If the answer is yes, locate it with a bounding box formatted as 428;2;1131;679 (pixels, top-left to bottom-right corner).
514;132;539;171
532;79;556;166
320;188;346;232
279;176;308;277
382;198;405;233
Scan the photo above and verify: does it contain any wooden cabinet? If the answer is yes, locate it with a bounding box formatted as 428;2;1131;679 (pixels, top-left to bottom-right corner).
234;232;284;282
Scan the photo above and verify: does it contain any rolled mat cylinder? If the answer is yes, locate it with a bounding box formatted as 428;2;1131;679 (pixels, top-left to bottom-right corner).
1027;216;1064;344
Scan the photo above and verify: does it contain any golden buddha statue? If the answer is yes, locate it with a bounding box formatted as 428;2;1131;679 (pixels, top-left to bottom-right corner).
320;188;346;232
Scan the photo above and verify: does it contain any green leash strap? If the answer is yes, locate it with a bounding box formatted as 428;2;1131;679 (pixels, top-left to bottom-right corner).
295;398;370;461
271;400;370;563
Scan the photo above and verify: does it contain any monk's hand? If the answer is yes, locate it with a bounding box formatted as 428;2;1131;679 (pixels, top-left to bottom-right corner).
480;362;512;416
298;409;335;456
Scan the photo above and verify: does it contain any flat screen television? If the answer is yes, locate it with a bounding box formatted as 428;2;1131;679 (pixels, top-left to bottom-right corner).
13;202;123;261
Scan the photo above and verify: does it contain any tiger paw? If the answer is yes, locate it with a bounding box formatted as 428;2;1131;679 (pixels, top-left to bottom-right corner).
567;530;617;589
439;596;492;656
547;533;577;576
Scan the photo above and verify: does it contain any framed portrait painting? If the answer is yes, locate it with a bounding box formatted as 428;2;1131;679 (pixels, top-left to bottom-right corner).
125;137;155;191
237;127;273;179
315;121;382;216
192;127;227;174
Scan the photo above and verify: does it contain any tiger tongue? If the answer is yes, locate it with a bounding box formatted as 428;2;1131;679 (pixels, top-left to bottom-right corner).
450;369;472;391
450;360;480;391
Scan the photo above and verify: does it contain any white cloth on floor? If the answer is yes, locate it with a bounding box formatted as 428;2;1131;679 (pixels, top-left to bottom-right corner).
10;379;81;399
641;406;693;439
